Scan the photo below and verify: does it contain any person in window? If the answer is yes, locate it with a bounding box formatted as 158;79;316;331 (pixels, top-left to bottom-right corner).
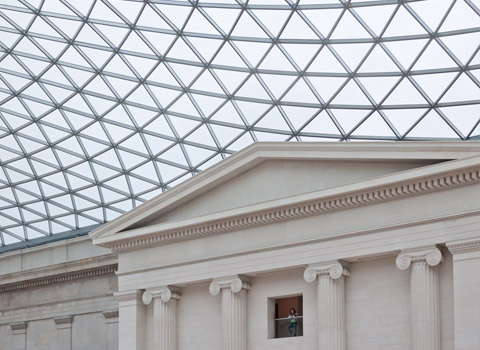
287;308;298;336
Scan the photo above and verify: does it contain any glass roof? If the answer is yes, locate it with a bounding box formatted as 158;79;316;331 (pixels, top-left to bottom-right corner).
0;0;479;247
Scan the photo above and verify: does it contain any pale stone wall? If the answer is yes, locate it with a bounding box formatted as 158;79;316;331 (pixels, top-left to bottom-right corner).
0;237;118;350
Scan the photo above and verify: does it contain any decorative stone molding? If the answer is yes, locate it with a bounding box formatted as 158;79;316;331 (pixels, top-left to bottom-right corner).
447;239;480;254
142;286;181;305
9;322;27;332
304;261;350;282
0;265;117;293
396;247;444;270
209;276;251;296
107;166;480;253
102;310;119;324
54;316;73;326
114;289;143;303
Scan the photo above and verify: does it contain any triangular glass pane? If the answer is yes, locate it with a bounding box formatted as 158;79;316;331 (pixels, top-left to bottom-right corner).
357;44;400;73
126;85;158;108
184;8;219;35
153;4;191;30
212;69;249;94
255;107;291;131
282;43;320;70
354;4;396;36
384;38;429;70
203;7;242;35
357;76;400;104
143;115;176;138
168;94;201;118
406;110;459;138
307;46;348;73
413;72;457;103
331;109;369;134
301;109;341;135
281;105;318;131
235;75;271;100
440;32;480;65
440;0;480;32
158;144;189;167
167;38;201;62
308;76;346;103
232;41;271;67
440;73;480;103
140;31;175;57
191;94;225;117
148;62;180;86
190;70;225;94
259;74;297;100
210;101;245;126
383;6;428;37
280;11;318;40
169;115;200;138
210;124;244;148
258;45;296;71
124;55;157;78
282;78;318;104
413;40;457;71
235;100;271;125
440;104;480;137
331;10;372;39
351;112;396;137
408;0;452;31
149;85;182;108
331;43;373;71
303;9;343;37
184;124;217;147
382;78;427;106
230;11;269;39
252;9;291;38
211;41;248;68
382;108;427;136
187;37;223;62
331;80;372;106
169;62;203;86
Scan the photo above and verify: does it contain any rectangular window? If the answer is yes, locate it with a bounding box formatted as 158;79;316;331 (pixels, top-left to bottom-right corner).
269;295;303;338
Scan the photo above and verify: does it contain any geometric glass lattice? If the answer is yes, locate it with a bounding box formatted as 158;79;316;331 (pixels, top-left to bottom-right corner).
0;0;479;246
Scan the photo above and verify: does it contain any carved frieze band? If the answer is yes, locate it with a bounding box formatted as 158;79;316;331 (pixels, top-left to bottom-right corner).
109;167;480;253
447;239;480;254
396;247;443;270
209;276;251;296
304;261;350;282
0;265;117;293
142;286;181;305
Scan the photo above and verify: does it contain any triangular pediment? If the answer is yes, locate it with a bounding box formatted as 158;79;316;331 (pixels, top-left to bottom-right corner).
89;141;480;248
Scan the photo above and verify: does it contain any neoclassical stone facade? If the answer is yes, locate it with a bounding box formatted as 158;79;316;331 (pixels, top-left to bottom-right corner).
2;142;480;350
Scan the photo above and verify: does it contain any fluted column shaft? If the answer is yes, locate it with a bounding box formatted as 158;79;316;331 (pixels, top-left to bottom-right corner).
143;287;181;350
210;276;250;350
396;247;443;350
304;261;349;350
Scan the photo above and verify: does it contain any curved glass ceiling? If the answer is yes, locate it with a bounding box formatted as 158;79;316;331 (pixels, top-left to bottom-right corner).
0;0;479;246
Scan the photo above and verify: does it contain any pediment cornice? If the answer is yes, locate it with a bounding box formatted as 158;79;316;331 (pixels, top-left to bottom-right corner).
93;155;480;253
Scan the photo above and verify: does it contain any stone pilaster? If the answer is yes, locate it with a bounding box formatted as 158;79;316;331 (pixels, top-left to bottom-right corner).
396;247;443;350
54;316;73;350
10;322;27;350
114;290;146;350
143;287;181;350
103;310;119;350
209;276;250;350
304;261;349;350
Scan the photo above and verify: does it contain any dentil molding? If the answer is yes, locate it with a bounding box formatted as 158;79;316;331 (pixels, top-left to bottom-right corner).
209;275;251;296
446;239;480;254
107;166;480;253
396;246;444;270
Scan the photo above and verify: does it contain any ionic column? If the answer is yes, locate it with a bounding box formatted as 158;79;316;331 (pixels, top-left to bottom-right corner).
304;261;349;350
142;287;181;350
209;276;250;350
54;316;73;350
396;247;443;350
10;322;27;350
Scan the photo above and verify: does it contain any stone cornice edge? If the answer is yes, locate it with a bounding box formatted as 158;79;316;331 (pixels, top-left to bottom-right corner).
0;265;117;293
447;239;480;254
104;165;480;253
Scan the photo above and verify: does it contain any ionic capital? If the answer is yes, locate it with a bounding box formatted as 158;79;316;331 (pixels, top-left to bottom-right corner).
396;246;443;270
142;286;181;305
209;275;251;296
304;261;350;282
